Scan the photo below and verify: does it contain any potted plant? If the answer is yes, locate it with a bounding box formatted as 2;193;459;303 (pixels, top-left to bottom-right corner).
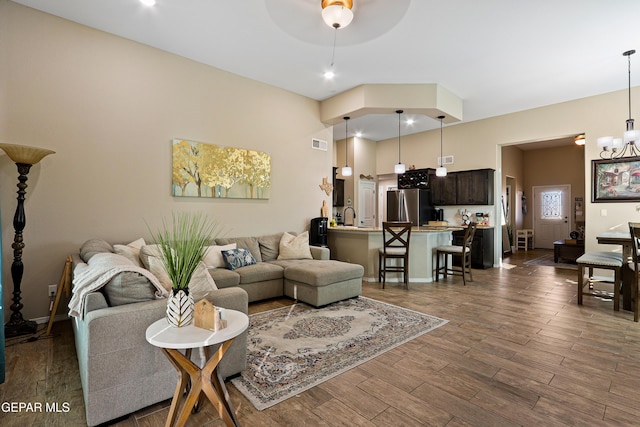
149;212;218;327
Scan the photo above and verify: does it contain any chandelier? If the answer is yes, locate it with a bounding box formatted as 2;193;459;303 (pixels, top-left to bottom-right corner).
597;50;640;158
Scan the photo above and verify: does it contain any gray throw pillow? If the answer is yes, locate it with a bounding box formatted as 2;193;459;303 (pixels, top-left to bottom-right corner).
79;239;114;262
102;272;157;306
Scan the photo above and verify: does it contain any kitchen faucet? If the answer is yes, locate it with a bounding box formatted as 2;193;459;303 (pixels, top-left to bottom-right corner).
343;206;356;226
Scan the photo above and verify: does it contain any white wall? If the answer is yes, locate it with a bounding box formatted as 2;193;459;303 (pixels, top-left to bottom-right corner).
0;2;333;320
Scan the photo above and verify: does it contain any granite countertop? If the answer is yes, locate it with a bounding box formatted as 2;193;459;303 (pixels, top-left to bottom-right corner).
328;225;465;232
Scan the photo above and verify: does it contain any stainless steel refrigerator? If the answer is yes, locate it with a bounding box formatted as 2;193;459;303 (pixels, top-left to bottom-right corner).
387;189;433;226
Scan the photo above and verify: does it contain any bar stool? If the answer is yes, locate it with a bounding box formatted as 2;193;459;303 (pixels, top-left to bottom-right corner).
516;229;534;251
576;252;623;312
435;222;477;286
378;222;412;289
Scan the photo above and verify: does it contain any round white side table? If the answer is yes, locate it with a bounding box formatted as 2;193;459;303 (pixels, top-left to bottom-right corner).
146;309;248;427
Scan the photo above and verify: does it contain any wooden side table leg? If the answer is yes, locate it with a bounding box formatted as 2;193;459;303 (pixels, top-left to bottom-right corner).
201;339;239;427
163;348;203;427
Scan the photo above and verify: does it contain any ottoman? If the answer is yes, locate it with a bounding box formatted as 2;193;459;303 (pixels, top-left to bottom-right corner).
276;260;364;307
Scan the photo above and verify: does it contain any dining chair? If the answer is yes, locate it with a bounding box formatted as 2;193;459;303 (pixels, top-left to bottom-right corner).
627;222;640;322
435;222;477;285
378;222;412;289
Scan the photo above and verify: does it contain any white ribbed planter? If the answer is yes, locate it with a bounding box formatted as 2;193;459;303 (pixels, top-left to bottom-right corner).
166;289;194;327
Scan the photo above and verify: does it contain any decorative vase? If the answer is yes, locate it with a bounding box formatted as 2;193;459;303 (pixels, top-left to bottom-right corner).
166;289;194;327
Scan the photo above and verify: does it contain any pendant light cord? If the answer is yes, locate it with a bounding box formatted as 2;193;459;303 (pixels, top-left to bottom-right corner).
344;116;349;166
330;27;338;68
396;110;403;163
439;117;443;167
628;50;634;121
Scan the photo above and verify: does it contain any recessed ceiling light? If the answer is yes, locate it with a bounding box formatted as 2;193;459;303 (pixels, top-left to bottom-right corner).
140;0;156;6
324;70;335;80
406;118;414;125
355;132;362;137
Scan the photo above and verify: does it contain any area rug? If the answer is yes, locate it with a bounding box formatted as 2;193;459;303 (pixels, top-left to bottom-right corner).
231;296;448;410
524;252;578;270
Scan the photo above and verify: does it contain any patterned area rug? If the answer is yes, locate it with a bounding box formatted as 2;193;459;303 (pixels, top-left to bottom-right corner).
523;252;578;270
231;296;448;410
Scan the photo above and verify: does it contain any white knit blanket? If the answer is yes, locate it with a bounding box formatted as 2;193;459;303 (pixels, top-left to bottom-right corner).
69;252;168;319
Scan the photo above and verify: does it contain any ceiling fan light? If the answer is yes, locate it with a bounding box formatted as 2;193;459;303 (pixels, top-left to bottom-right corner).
436;167;447;177
321;1;354;29
394;163;406;174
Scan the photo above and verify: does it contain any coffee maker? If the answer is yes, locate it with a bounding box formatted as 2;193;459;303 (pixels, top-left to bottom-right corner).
309;217;328;247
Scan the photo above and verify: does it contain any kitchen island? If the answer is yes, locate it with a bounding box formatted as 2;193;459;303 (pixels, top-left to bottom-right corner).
327;226;463;283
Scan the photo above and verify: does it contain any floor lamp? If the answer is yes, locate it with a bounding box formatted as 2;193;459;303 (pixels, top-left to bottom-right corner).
0;143;55;338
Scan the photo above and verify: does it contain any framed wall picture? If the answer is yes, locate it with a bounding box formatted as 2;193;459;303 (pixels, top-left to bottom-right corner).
592;156;640;202
172;139;271;199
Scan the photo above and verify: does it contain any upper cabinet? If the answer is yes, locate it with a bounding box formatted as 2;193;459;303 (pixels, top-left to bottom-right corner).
455;169;494;205
399;168;494;206
430;173;457;205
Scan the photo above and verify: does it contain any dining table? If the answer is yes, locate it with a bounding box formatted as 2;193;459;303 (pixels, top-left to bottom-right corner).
596;231;633;311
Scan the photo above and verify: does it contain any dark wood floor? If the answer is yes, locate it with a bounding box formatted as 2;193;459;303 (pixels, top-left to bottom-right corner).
2;249;640;426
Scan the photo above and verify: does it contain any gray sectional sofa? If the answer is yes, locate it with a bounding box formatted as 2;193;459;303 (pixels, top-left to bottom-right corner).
70;231;363;426
210;232;364;306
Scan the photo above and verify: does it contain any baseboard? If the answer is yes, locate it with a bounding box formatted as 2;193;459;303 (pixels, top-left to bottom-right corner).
30;314;69;325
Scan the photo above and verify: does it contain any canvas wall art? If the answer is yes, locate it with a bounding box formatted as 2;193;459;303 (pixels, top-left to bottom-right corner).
172;139;271;199
592;156;640;202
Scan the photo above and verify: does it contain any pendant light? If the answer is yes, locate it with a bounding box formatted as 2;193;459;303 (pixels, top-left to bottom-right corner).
597;49;640;158
436;115;447;177
394;110;406;174
341;116;352;177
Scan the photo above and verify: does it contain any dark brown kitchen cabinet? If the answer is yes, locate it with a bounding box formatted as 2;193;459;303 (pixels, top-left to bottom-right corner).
427;168;494;206
452;227;494;269
429;173;457;205
456;169;494;205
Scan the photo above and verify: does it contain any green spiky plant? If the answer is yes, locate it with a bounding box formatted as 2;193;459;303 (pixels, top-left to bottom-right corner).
148;212;219;291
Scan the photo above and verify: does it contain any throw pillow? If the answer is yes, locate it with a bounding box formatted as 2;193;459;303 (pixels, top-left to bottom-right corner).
113;238;146;267
277;231;313;260
221;248;257;271
203;243;237;268
79;239;114;262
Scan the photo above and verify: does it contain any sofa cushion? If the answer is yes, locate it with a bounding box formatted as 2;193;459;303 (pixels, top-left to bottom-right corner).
215;237;262;262
208;268;241;288
80;239;114;262
204;243;237;268
258;233;283;262
102;271;157;306
221;248;257;271
277;231;313;260
271;259;364;287
234;262;284;285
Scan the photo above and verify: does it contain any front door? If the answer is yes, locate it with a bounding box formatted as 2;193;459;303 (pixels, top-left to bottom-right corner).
533;185;571;249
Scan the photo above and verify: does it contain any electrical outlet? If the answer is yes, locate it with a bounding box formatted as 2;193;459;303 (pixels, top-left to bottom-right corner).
48;284;57;297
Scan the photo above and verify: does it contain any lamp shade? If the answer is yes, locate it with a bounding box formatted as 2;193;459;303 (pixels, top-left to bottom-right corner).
0;143;55;165
341;166;352;176
436;167;447;177
321;0;354;28
597;136;612;148
624;129;640;144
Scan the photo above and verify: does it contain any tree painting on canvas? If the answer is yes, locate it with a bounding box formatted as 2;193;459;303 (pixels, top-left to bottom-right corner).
172;139;271;199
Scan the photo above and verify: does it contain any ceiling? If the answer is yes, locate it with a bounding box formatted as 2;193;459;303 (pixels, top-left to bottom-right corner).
11;0;640;141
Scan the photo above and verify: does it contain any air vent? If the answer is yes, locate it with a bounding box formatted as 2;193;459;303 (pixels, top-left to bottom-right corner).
311;138;328;151
438;155;454;165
